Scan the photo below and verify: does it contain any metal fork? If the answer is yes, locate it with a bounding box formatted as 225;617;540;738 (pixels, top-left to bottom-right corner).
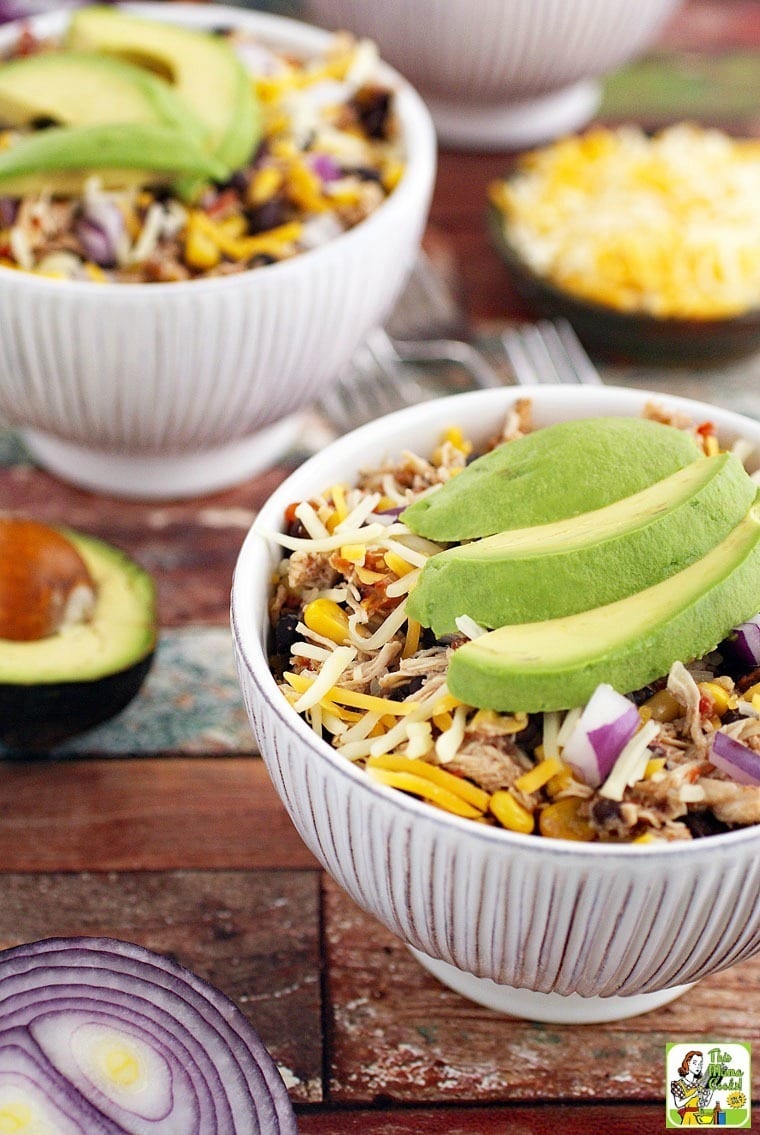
317;325;503;433
317;251;503;433
501;318;603;386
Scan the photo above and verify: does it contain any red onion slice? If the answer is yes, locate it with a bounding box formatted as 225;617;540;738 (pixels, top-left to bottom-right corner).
0;937;297;1134
710;730;760;786
727;613;760;668
561;683;640;787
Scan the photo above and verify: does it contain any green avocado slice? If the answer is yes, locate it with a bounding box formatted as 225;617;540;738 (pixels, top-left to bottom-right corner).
407;452;757;634
0;121;228;196
0;50;207;143
0;529;156;686
402;417;702;541
66;5;261;173
447;500;760;713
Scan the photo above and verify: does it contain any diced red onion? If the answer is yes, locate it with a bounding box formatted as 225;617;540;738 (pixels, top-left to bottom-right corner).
562;683;640;787
0;196;17;226
309;153;342;182
710;730;760;786
76;199;125;268
727;613;760;668
0;0;90;22
0;937;297;1134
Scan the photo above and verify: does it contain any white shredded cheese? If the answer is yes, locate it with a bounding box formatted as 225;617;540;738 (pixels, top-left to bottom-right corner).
542;711;562;761
257;521;388;553
454;615;487;640
599;719;660;802
292;645;357;713
385;568;420;599
349;600;409;652
335;492;382;534
295;500;330;540
434;704;468;764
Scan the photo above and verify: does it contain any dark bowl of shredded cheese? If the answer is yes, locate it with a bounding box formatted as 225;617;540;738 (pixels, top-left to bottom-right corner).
489;124;760;364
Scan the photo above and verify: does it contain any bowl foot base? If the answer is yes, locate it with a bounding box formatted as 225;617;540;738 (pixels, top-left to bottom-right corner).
21;414;305;500
427;78;601;150
409;947;693;1024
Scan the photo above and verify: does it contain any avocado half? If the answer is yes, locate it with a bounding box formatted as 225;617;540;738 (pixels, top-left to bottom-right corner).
0;528;157;749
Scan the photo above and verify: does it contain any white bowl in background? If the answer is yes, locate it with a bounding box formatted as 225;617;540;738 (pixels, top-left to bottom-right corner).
303;0;683;149
0;3;436;499
232;383;760;1024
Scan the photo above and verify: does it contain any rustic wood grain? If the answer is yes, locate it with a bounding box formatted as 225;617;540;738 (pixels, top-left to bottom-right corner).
0;869;323;1103
0;757;318;870
0;460;293;627
323;878;760;1105
296;1102;670;1134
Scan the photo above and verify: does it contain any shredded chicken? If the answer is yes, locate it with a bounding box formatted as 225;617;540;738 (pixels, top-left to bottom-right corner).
268;399;760;842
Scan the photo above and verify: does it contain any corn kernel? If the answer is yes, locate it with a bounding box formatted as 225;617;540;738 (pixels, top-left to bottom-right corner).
742;681;760;702
303;598;350;644
546;767;574;797
644;757;666;779
441;426;472;456
184;223;221;270
247;164;284;206
698;681;731;716
339;543;366;565
514;756;564;796
538;797;595;841
384;550;415;578
489;790;534;834
381;159;404;192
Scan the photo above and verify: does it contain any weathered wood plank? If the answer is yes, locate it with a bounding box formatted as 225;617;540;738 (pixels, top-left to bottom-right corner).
0;869;323;1103
0;757;317;870
323;877;759;1105
0;446;297;627
296;1103;670;1134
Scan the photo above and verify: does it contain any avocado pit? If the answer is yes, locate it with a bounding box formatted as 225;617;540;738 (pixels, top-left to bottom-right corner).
0;519;157;749
0;516;96;642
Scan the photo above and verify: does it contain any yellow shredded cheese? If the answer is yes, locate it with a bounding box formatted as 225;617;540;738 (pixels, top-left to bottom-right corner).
492;123;760;318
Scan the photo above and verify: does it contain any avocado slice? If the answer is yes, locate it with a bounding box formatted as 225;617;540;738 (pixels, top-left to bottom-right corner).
408;452;757;634
447;500;760;713
0;121;228;196
402;417;702;541
66;5;261;173
0;50;207;143
0;527;157;748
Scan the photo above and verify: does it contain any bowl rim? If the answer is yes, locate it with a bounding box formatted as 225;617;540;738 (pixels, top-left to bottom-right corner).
0;0;437;297
231;382;760;863
488;200;760;336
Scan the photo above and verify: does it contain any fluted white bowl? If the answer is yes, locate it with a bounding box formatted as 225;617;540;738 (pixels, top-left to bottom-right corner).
0;3;436;499
303;0;683;148
232;383;760;1024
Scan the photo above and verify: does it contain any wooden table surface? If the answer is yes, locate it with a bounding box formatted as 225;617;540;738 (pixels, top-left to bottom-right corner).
1;2;759;1132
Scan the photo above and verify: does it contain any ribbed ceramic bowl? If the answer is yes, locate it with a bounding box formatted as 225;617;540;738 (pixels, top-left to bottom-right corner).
232;383;760;1024
303;0;682;149
0;3;436;499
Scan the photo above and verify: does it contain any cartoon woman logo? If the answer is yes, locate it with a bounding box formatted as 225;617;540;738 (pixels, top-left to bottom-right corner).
670;1050;717;1126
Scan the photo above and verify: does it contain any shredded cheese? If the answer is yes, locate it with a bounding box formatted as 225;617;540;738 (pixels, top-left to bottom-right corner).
491;123;760;318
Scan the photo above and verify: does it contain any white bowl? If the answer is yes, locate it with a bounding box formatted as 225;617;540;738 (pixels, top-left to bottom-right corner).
0;3;436;499
231;383;760;1024
303;0;683;149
